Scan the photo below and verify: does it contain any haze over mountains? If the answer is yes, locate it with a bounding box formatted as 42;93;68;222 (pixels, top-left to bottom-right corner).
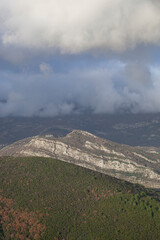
1;113;160;147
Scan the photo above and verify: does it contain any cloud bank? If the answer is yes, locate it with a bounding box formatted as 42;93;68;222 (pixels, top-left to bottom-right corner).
1;61;160;117
0;0;160;117
1;0;160;54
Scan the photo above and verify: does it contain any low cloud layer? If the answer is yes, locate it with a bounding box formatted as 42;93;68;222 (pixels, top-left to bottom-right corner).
0;61;160;117
0;0;160;54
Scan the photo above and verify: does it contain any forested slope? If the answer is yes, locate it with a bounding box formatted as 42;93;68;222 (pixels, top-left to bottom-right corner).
0;156;160;239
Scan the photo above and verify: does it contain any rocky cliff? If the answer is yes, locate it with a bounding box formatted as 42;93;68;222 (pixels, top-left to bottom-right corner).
0;130;160;188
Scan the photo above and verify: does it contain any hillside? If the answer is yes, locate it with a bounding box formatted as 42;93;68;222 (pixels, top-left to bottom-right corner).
1;156;160;240
0;130;160;188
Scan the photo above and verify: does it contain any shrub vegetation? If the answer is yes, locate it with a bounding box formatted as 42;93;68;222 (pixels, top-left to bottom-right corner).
0;156;160;239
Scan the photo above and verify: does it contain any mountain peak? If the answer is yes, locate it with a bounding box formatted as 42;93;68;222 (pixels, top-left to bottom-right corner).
66;130;97;138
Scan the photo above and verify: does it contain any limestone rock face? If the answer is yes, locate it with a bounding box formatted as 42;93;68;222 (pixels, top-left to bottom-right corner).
1;130;160;188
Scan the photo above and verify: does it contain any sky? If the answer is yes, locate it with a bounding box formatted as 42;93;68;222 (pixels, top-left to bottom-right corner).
0;0;160;117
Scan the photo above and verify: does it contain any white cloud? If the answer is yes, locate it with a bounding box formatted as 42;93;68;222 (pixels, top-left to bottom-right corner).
0;0;160;54
40;62;52;74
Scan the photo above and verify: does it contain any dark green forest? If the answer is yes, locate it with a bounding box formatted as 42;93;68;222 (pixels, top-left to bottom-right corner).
0;156;160;240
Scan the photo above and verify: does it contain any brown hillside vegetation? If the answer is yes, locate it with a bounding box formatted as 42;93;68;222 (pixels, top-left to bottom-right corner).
0;192;45;240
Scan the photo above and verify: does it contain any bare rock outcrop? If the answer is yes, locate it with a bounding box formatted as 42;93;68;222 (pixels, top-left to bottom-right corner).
1;130;160;188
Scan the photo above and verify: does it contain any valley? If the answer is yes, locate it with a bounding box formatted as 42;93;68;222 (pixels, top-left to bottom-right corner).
1;113;160;147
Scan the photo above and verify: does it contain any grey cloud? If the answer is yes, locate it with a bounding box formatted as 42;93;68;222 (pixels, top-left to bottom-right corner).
123;62;152;89
0;62;160;117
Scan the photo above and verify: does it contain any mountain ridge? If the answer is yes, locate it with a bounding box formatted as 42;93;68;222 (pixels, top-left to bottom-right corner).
0;130;160;188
